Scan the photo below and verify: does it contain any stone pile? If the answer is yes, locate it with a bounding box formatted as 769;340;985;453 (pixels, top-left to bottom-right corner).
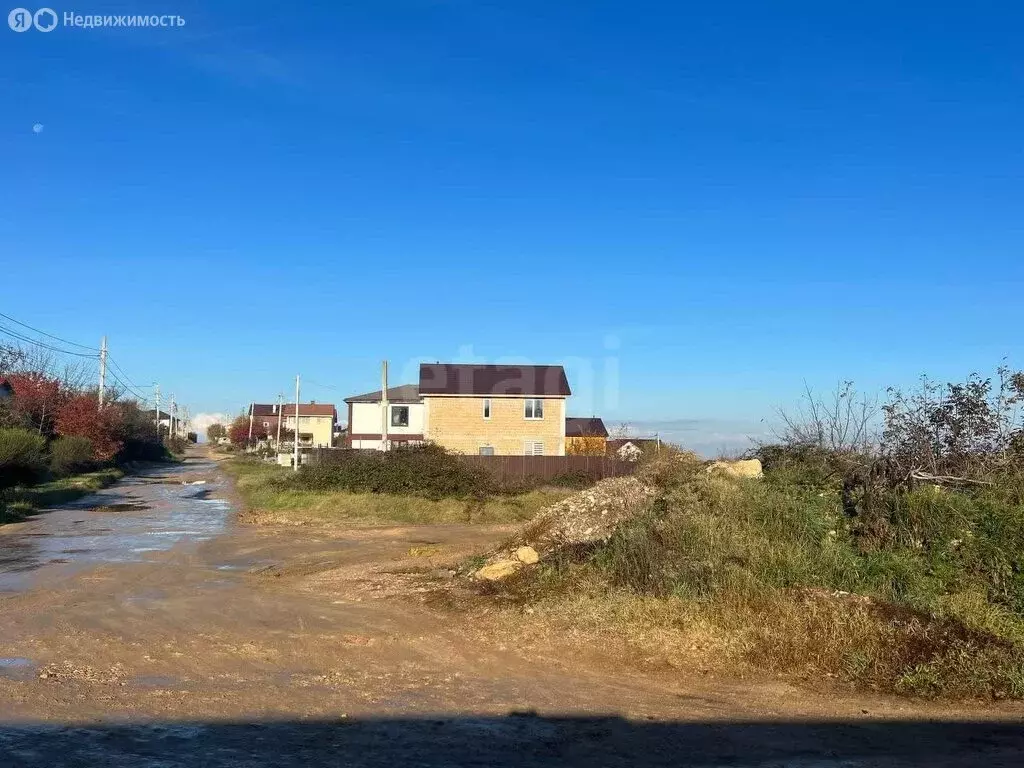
473;476;656;581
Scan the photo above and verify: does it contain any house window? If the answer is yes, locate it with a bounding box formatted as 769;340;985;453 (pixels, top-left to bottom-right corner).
482;398;491;419
479;445;494;456
524;399;544;419
391;406;409;427
524;441;544;456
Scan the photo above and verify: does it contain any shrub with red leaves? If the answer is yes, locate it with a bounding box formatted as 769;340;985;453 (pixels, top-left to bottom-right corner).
55;393;123;461
228;414;266;446
4;371;65;437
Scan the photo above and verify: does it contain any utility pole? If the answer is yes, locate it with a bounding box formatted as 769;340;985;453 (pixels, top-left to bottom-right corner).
98;336;108;408
276;393;283;450
380;360;389;452
247;402;255;449
169;395;176;440
293;374;300;471
154;384;161;438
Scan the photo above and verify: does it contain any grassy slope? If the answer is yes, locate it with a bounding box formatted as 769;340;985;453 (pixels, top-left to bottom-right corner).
0;468;125;525
493;456;1024;700
224;458;572;526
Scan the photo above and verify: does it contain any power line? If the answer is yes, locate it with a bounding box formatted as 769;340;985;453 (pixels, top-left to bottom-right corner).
0;323;100;358
0;311;97;351
103;356;151;402
105;367;148;401
106;355;164;406
108;356;142;390
0;312;171;412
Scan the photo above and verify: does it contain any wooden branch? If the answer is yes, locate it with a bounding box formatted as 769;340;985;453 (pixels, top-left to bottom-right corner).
908;470;994;486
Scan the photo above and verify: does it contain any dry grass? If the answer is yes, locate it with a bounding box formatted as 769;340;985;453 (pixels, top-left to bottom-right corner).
484;581;1024;699
475;454;1024;700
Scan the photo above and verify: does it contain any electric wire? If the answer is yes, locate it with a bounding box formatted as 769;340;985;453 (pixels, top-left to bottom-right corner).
1;313;161;408
0;311;98;351
0;323;100;358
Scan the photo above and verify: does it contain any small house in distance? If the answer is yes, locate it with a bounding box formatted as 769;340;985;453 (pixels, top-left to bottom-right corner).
607;437;660;461
252;402;337;449
565;417;608;455
142;409;172;435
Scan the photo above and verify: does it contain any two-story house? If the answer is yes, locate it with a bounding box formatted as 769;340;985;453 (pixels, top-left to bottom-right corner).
252;402;337;449
420;363;571;456
342;363;573;455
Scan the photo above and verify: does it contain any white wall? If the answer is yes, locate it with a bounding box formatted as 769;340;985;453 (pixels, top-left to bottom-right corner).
350;401;424;436
351;438;383;450
350;402;380;434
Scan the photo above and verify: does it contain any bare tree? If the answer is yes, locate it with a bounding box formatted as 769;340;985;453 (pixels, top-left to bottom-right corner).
609;421;633;439
774;381;880;455
882;366;1024;482
0;344;25;374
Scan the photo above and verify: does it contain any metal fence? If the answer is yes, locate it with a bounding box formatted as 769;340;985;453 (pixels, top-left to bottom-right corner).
455;454;637;483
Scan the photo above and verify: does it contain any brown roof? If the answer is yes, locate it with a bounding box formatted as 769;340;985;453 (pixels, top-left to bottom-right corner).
565;417;608;437
344;384;421;404
419;364;571;397
251;403;336;418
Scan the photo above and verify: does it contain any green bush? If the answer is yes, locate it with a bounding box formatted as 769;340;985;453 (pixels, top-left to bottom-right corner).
590;462;1024;621
285;444;495;500
49;435;95;477
0;428;47;490
753;443;866;489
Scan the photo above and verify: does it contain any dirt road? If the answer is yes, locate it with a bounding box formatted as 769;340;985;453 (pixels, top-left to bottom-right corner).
1;454;1022;766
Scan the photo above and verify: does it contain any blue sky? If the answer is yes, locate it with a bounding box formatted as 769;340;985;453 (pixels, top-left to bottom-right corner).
2;1;1022;453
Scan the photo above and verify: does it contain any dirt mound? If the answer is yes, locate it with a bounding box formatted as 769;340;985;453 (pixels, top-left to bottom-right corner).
472;477;656;580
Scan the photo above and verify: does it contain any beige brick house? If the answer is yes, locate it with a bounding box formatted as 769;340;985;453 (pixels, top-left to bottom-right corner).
420;363;571;456
341;363;576;455
251;402;337;449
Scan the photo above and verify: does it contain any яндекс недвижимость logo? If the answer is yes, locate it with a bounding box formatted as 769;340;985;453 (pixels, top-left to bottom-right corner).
8;7;57;31
8;8;184;31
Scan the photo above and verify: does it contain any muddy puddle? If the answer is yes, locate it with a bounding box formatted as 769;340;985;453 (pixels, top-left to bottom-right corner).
0;460;232;593
0;657;36;681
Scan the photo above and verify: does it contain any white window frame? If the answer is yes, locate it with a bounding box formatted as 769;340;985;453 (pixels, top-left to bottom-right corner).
524;440;544;456
524;398;544;420
482;398;491;419
479;445;495;456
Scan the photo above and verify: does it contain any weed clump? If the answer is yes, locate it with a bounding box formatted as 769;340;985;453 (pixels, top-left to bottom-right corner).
279;444;494;500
